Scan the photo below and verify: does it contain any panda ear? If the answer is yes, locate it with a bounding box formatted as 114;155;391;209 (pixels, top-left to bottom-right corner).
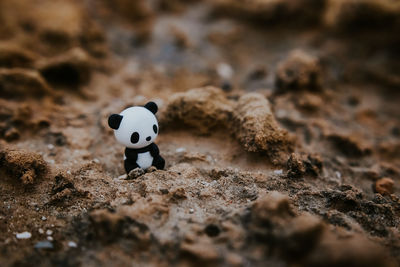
144;101;158;114
108;114;123;130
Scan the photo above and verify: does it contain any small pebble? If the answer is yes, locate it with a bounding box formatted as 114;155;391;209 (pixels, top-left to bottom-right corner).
47;236;53;241
274;169;283;175
217;62;233;79
93;158;100;164
374;177;394;195
46;230;53;236
38;228;44;234
68;241;78;248
41;216;47;221
176;147;186;153
34;241;53;249
16;232;31;239
67;170;71;175
117;174;127;180
335;171;342;179
189;208;194;214
47;144;55;150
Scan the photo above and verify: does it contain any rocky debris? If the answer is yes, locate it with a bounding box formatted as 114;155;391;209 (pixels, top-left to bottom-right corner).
286;153;323;178
232;93;294;164
0;43;37;68
0;68;52;99
162;86;234;134
327;133;371;157
275;50;322;93
37;48;92;88
0;148;48;185
322;186;398;237
374;177;394;195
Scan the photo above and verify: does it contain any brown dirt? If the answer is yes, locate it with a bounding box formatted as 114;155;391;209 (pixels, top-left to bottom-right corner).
0;0;399;266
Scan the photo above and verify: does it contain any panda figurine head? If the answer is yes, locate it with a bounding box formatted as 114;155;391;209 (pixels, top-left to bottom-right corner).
108;102;159;149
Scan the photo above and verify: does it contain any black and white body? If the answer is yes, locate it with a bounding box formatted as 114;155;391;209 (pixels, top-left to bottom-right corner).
108;102;165;174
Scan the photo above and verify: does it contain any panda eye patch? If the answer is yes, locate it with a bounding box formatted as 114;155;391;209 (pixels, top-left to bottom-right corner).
130;132;139;143
153;124;158;134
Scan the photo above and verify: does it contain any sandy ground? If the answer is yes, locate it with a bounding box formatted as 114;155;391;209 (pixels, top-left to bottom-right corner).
0;0;400;266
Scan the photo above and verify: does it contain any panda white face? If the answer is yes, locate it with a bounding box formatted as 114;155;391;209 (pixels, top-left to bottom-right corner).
108;102;159;149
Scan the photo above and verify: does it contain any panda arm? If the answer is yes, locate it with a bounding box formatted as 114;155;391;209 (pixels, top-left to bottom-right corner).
149;143;160;157
125;148;138;161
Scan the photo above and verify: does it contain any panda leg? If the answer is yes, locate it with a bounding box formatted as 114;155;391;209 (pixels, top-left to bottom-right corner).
152;155;165;170
124;160;140;174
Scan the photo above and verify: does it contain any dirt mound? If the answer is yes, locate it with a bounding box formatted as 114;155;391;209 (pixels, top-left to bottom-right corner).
0;148;48;185
164;87;294;164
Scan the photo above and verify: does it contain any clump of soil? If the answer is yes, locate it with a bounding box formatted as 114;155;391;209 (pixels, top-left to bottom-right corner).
0;148;48;185
232;93;294;164
162;86;234;134
275;50;323;93
163;87;294;164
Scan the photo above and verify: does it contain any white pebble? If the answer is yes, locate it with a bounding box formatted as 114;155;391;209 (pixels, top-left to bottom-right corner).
68;241;78;248
189;208;194;214
117;174;127;180
47;236;53;241
335;171;342;179
47;144;55;150
67;170;71;175
217;63;233;79
16;232;31;239
93;158;100;164
274;169;283;175
46;230;53;236
175;147;186;153
48;159;55;164
41;216;47;221
38;228;44;234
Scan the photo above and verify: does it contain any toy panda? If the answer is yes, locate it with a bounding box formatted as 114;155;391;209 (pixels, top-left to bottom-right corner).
108;101;165;174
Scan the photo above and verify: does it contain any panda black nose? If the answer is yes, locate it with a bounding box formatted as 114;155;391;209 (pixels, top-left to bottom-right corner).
146;136;151;141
